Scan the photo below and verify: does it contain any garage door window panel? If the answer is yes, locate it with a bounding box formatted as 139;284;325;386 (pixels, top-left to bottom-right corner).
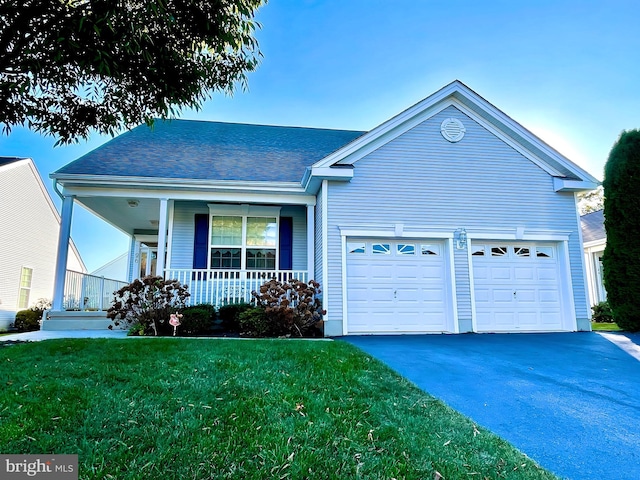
421;244;441;256
372;243;391;255
397;244;415;255
536;246;553;258
491;246;508;256
348;242;366;254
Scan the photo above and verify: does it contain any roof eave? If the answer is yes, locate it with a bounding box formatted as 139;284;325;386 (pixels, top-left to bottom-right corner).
303;166;354;194
451;88;600;184
51;173;305;193
311;80;600;185
311;81;462;170
553;178;600;192
583;238;606;248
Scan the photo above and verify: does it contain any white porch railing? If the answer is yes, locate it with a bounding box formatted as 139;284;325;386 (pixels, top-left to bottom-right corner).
165;269;308;307
63;270;128;311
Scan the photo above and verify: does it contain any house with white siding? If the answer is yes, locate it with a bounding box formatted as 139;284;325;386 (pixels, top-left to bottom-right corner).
581;210;607;306
45;81;599;335
0;157;86;331
90;252;128;283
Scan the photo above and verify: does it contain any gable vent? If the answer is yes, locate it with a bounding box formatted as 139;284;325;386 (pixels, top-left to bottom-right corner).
440;118;466;142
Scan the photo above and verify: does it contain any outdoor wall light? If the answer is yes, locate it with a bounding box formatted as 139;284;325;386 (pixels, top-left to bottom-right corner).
127;199;139;207
455;228;467;250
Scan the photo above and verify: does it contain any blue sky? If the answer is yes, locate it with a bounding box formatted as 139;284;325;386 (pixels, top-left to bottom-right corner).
1;0;638;272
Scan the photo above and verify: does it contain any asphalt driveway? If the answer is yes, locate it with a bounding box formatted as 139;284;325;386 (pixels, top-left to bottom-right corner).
343;332;640;480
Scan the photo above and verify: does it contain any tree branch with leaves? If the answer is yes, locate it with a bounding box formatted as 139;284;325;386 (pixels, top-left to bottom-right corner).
0;0;265;144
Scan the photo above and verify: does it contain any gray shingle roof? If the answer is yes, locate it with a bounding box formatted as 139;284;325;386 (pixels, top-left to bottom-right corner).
581;209;606;243
54;120;365;183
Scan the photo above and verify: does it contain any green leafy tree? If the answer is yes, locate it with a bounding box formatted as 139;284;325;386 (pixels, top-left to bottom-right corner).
577;185;604;215
602;130;640;331
0;0;264;144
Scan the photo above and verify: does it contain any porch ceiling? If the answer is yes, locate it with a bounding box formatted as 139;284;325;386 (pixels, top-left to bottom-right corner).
77;196;160;235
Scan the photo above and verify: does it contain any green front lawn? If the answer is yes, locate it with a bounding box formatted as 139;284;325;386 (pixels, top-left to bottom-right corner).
0;339;557;479
591;322;622;331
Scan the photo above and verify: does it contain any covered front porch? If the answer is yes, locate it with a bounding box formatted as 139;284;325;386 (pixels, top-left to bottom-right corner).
46;184;317;330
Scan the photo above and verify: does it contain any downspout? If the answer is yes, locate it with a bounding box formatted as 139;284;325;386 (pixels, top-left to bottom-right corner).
53;178;64;201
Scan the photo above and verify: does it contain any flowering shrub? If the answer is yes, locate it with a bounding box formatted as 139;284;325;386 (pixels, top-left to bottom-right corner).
107;276;190;335
248;279;325;337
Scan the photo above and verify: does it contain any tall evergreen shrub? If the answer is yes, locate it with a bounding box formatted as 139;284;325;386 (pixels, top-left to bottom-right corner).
602;130;640;331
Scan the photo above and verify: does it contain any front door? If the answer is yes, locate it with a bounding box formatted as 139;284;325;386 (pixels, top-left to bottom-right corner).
139;246;158;278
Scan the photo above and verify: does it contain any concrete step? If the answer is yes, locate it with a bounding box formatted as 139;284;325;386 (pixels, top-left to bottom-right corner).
41;310;114;331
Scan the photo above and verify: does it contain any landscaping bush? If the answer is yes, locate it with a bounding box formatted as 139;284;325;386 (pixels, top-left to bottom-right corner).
180;304;216;335
603;130;640;331
238;307;269;337
13;309;41;332
126;321;148;336
248;278;325;337
107;276;190;335
217;302;251;332
12;299;51;332
591;301;614;323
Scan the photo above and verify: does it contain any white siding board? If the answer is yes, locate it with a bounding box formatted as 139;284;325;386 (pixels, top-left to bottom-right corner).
453;247;472;329
325;105;588;332
0;160;83;330
169;201;207;269
326;219;343;330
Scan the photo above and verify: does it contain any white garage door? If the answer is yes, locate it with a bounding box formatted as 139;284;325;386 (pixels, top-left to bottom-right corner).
346;239;453;334
472;242;564;332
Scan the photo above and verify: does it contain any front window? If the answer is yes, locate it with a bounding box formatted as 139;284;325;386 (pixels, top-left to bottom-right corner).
18;267;33;309
211;248;241;269
211;216;242;246
246;217;277;247
210;212;279;270
246;249;276;269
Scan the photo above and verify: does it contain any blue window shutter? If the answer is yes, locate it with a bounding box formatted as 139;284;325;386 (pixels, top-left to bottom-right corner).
279;217;293;270
193;214;209;269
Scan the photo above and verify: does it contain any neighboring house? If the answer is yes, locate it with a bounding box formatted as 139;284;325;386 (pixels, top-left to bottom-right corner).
46;81;599;335
581;209;607;306
90;252;129;282
0;157;86;331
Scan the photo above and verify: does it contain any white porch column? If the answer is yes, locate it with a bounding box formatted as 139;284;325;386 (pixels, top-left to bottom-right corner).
156;198;169;277
52;195;75;310
306;204;315;281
